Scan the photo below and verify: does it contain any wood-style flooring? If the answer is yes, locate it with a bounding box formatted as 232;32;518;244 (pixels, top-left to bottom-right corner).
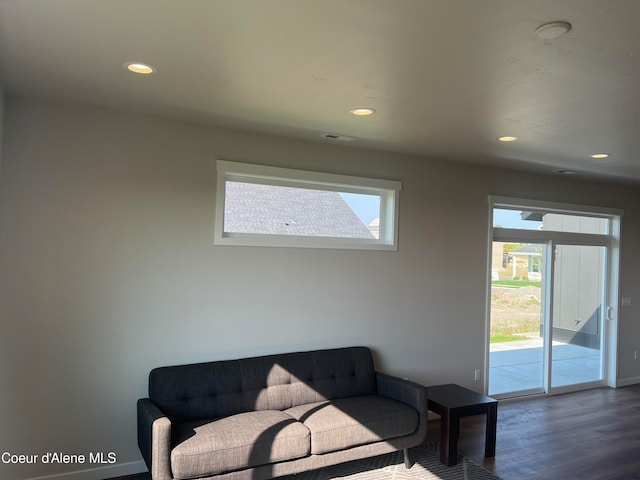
427;384;640;480
112;385;640;480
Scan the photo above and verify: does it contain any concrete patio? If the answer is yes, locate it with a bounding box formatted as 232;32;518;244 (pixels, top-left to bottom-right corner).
489;335;602;396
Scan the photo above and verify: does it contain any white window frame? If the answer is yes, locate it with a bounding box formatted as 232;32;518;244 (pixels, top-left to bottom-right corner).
214;160;402;250
487;195;623;394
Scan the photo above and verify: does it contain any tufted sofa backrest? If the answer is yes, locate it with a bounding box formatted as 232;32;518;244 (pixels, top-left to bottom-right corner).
148;347;378;421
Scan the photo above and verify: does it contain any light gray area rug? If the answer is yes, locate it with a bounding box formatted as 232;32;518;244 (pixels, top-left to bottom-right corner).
282;444;501;480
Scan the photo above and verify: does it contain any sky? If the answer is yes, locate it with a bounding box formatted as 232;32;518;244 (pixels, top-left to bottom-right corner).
493;208;542;230
340;192;380;226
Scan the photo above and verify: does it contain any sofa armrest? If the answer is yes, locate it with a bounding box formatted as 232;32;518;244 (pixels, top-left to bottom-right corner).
376;373;427;414
137;398;173;480
376;373;428;446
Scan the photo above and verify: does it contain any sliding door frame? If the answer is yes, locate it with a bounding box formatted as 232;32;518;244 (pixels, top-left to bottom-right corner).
486;196;623;397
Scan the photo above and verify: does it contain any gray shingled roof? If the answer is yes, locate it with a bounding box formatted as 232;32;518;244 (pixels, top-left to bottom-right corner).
224;182;374;239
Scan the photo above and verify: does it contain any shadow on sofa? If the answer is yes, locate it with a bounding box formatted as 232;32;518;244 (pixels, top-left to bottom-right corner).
138;346;427;480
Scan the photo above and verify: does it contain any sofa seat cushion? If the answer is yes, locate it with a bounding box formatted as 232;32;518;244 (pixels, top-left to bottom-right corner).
170;410;310;479
284;395;418;455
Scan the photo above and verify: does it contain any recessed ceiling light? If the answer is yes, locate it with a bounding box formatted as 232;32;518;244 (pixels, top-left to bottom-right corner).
497;135;519;142
350;108;376;116
589;153;611;159
124;62;156;74
535;21;572;40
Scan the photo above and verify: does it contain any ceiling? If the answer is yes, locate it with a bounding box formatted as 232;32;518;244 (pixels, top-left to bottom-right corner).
1;0;640;183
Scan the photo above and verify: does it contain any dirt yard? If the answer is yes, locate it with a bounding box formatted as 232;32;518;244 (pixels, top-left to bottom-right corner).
490;285;542;336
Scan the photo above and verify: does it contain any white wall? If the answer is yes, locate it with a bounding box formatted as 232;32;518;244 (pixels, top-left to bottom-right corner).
1;96;640;479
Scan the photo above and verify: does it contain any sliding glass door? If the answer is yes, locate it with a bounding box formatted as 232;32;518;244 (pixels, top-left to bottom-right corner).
488;198;620;399
489;241;546;396
551;244;605;388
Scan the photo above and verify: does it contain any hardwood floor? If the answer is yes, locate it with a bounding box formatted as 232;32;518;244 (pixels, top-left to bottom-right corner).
113;385;640;480
426;384;640;480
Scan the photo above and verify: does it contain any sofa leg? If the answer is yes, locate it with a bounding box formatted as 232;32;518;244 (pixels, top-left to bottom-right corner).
403;448;413;468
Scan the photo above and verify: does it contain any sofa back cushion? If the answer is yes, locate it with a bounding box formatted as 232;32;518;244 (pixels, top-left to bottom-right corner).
149;347;377;421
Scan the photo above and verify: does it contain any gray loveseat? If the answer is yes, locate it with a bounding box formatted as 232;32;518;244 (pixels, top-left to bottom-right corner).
137;346;427;480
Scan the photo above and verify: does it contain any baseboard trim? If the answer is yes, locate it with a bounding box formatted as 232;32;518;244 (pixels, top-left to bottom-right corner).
25;460;146;480
617;376;640;387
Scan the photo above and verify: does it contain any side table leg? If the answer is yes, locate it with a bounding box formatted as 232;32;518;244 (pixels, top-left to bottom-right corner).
485;403;498;458
440;410;460;466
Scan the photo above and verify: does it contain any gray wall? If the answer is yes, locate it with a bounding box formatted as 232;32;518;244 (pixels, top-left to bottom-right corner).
0;81;3;180
1;96;640;479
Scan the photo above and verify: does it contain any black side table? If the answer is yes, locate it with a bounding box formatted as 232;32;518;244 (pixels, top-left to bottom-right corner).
427;383;498;466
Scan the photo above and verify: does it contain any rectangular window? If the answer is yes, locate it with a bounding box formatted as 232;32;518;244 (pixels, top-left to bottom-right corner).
214;161;402;250
493;206;610;234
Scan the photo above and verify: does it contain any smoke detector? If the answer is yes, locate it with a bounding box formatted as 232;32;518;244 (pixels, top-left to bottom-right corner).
535;21;572;40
